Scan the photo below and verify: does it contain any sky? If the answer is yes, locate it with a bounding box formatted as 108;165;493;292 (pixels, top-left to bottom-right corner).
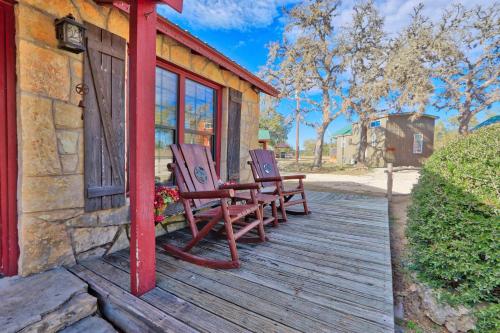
158;0;497;149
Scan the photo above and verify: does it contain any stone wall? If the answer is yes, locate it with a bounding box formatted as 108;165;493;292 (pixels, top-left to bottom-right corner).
15;0;261;275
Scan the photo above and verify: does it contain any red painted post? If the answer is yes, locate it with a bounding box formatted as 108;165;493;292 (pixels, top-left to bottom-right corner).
129;0;158;296
0;0;19;276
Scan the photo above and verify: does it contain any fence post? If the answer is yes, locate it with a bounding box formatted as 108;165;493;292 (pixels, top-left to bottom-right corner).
386;163;393;202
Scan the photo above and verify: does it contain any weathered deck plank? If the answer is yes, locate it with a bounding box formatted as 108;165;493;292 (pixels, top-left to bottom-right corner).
72;191;394;333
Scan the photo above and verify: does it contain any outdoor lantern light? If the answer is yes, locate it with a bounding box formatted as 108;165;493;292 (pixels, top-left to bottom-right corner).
55;14;86;54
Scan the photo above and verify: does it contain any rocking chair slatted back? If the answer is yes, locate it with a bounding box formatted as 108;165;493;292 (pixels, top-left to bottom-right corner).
171;144;220;208
249;149;281;188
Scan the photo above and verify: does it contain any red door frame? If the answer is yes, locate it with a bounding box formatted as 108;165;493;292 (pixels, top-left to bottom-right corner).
155;59;223;174
0;0;18;276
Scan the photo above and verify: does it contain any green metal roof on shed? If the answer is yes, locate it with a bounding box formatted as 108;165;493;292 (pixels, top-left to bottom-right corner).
332;125;352;137
258;129;271;141
473;115;500;131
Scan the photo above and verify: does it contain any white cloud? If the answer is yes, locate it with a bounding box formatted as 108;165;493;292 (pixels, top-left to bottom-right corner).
158;0;494;37
158;0;301;31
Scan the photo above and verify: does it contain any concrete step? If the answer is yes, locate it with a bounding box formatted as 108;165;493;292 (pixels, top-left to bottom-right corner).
59;316;117;333
0;268;98;333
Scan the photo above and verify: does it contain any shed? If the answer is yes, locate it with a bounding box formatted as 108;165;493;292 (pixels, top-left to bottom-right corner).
334;113;437;167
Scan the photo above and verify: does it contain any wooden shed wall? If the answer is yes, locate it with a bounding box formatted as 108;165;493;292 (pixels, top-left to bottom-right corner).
385;115;435;167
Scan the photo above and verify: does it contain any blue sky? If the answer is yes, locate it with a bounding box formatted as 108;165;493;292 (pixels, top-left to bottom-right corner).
158;0;497;148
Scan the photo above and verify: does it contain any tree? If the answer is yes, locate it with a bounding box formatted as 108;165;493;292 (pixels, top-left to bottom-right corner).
259;95;291;147
265;0;348;168
432;3;500;134
385;4;437;115
340;0;388;164
263;40;310;163
387;3;500;135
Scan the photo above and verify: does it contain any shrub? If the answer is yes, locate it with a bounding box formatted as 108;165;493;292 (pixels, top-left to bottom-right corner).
407;124;500;306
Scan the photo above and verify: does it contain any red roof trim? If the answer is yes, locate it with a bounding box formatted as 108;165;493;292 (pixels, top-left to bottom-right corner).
95;1;279;97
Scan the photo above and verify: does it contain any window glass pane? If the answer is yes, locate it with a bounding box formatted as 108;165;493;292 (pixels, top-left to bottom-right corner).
413;133;423;154
155;128;175;184
155;68;178;127
184;132;213;149
370;120;381;128
155;67;178;184
184;79;215;135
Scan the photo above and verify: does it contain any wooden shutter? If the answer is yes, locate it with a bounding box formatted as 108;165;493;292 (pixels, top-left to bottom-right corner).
84;23;126;212
226;88;242;182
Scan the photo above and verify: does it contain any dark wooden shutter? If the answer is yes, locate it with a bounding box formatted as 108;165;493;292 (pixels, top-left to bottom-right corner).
226;88;242;182
84;23;126;212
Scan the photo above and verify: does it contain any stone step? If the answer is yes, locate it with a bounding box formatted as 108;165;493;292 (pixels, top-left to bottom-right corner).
59;316;117;333
0;268;98;333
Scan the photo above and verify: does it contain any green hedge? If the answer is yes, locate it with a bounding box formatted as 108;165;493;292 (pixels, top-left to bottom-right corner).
407;124;500;307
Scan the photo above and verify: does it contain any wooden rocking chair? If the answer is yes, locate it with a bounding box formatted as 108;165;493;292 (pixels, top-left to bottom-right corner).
163;144;266;269
249;149;311;222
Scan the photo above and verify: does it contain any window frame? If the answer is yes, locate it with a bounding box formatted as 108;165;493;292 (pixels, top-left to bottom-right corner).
413;133;423;154
155;58;223;174
370;120;381;128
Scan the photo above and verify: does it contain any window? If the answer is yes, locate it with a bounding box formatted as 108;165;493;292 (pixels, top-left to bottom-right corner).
370;120;381;128
184;79;216;152
413;133;423;154
154;62;221;184
371;132;377;146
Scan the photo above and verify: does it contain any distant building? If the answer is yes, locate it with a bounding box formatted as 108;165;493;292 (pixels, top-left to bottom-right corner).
334;113;437;167
274;142;293;159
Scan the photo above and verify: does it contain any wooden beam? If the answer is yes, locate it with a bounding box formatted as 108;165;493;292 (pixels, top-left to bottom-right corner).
128;0;157;296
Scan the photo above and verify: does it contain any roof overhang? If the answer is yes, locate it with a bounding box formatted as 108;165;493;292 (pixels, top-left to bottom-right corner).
96;0;183;13
95;1;279;97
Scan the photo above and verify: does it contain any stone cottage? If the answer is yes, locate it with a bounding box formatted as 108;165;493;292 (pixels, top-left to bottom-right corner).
0;0;278;277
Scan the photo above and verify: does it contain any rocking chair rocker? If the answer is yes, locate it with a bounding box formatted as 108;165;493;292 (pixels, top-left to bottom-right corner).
248;149;311;221
163;144;266;269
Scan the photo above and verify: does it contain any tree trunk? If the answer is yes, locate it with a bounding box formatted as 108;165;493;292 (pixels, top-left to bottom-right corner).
312;126;326;168
357;119;368;164
458;111;472;135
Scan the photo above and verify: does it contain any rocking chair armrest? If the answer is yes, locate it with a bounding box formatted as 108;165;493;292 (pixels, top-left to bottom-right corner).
282;174;306;180
219;183;260;190
254;176;284;183
180;189;235;200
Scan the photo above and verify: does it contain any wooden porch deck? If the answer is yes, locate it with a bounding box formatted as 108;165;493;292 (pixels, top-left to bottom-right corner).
70;191;394;333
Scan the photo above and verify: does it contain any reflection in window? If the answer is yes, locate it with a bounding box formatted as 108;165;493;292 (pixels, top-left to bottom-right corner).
413;133;423;154
184;79;215;154
155;68;178;184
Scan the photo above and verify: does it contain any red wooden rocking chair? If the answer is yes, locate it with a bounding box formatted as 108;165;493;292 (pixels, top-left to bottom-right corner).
163;144;266;269
249;149;311;221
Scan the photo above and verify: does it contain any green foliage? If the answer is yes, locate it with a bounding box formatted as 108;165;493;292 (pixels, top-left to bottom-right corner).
473;303;500;333
407;124;500;307
259;107;291;147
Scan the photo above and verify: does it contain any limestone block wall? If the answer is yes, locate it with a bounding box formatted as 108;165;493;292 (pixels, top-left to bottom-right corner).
15;0;261;276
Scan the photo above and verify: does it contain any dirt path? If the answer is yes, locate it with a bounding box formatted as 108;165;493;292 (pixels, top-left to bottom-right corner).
283;168;420;196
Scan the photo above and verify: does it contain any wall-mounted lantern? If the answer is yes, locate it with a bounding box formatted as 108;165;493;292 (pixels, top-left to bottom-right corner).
55;14;86;54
